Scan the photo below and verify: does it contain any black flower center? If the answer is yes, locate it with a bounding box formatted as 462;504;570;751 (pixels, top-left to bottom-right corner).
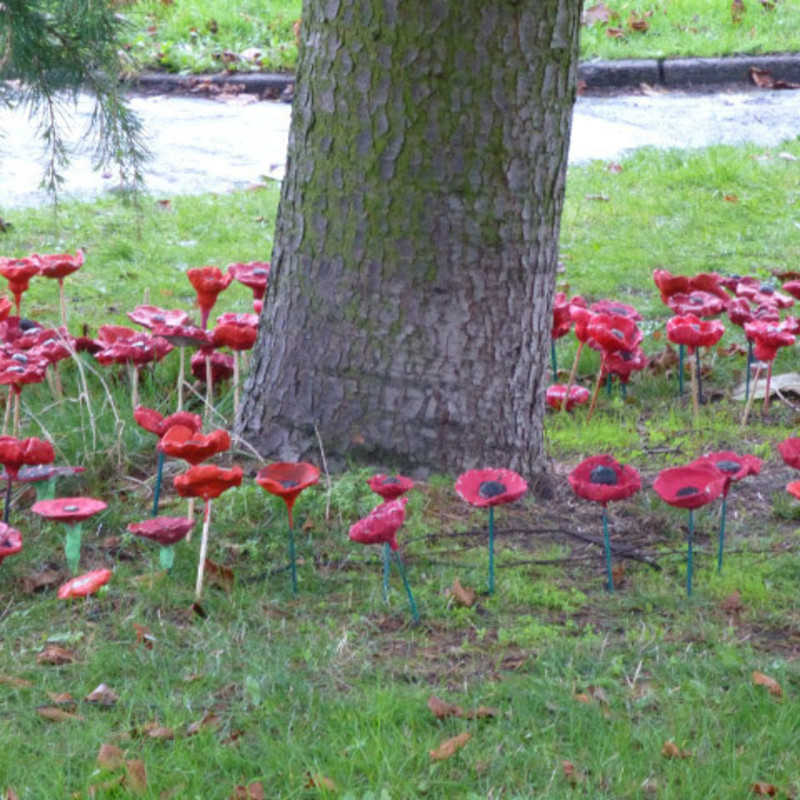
479;480;506;499
253;269;267;276
610;328;624;340
690;296;702;304
716;460;741;473
590;465;618;485
63;505;79;512
153;315;165;323
760;283;775;294
280;479;298;489
381;476;400;484
11;354;26;363
610;306;626;315
620;351;633;361
676;486;699;497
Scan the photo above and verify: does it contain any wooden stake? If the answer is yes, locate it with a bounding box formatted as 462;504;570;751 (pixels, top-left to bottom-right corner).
194;499;212;600
586;363;604;422
562;341;584;414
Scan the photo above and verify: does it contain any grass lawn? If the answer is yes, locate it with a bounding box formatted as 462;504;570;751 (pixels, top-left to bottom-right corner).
1;139;800;796
117;0;800;74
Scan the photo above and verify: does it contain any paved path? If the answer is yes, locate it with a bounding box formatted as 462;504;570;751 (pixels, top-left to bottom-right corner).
2;88;799;208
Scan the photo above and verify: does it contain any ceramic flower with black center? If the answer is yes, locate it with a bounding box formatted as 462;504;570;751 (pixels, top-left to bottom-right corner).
455;468;527;595
742;320;795;417
653;463;726;596
568;455;641;591
35;249;84;327
689;451;762;573
0;435;54;522
187;266;234;329
546;383;590;412
228;261;270;313
128;516;194;572
0;522;22;566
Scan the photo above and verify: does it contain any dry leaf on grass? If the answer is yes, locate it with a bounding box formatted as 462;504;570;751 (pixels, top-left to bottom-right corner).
751;782;778;796
429;731;471;761
606;26;625;38
752;671;783;697
0;675;32;688
36;644;76;665
463;706;499;719
132;622;155;649
142;722;174;740
229;782;265;799
21;568;61;594
205;558;234;593
428;695;463;719
47;691;76;707
97;743;125;771
125;760;147;795
661;740;691;759
574;692;591;703
721;590;744;614
36;705;85;722
582;2;612;25
449;578;476;608
562;760;587;785
85;683;119;707
186;711;222;736
5;789;20;800
305;773;336;791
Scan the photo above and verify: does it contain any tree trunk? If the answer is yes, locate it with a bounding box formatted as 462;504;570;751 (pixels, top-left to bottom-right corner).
238;0;582;475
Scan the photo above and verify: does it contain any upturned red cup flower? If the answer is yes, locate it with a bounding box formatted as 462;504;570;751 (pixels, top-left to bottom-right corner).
787;481;800;501
589;299;642;322
743;320;795;362
568;455;641;506
546;383;590;411
602;347;647;384
128;515;194;571
0;436;54;481
127;305;189;330
174;464;243;501
736;279;793;309
212;319;258;352
134;407;202;437
158;425;231;465
569;304;596;344
666;314;725;354
256;462;320;524
36;249;84;281
653;463;726;510
455;468;527;508
552;292;578;339
0;257;40;313
0;522;22;565
187;266;234;329
587;313;642;354
57;568;111;599
666;290;726;318
228;261;270;312
349;497;408;551
653;269;690;303
367;473;414;501
778;436;800;470
689;272;730;302
782;280;800;301
190;349;234;386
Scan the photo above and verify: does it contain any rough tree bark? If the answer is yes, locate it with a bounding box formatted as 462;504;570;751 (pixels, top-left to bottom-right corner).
238;0;582;475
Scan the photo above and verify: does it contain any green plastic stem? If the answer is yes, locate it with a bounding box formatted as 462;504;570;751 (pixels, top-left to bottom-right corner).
550;340;557;382
602;505;614;593
65;523;83;575
382;541;391;603
393;552;420;625
159;545;175;572
695;347;704;405
288;514;297;595
35;477;56;502
717;494;727;574
621;382;627;399
488;506;495;595
606;373;612;396
3;477;10;524
678;344;685;396
687;509;694;597
152;450;165;517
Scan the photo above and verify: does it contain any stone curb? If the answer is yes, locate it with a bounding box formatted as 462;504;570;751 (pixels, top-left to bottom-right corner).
133;53;800;96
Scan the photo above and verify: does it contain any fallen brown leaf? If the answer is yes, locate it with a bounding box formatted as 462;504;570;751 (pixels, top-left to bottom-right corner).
133;622;155;649
449;578;476;608
463;705;499;719
612;562;626;589
0;675;32;688
752;783;778;796
47;691;76;707
36;705;85;722
582;2;612;25
125;760;148;795
661;740;691;759
732;0;745;22
142;723;174;740
427;695;463;719
304;773;336;791
229;782;265;800
429;731;471;761
749;66;800;89
205;558;235;592
36;644;76;665
574;693;591;703
97;743;125;771
724;193;739;203
186;711;221;736
562;759;587;785
720;589;743;614
21;568;62;594
606;26;625;38
628;13;649;31
85;683;119;707
752;671;783;697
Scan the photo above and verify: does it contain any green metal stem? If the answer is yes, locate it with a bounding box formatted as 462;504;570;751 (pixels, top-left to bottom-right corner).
687;509;694;597
393;552;420;625
606;373;612;396
602;505;614;593
65;523;83;575
382;541;391;603
717;495;727;574
152;450;165;517
621;382;627;398
695;347;704;405
288;516;297;595
550;340;558;382
3;477;10;524
678;344;685;396
488;506;495;595
159;545;175;572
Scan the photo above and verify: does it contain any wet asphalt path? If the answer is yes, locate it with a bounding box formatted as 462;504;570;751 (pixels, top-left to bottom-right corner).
1;88;799;208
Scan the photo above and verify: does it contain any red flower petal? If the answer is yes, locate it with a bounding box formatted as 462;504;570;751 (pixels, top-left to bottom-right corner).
454;468;527;508
349;497;408;550
568;455;641;505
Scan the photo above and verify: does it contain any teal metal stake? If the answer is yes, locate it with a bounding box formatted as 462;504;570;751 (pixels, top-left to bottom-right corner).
382;541;391;603
152;450;165;516
717;495;727;573
488;506;495;595
550;340;558;382
606;373;613;396
65;523;83;575
393;552;420;624
687;509;694;597
678;344;685;396
602;506;614;593
288;517;297;595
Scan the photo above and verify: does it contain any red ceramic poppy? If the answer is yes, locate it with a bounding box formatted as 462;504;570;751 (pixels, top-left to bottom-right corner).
216;312;259;328
652;464;726;510
127;516;194;546
666;290;726;317
0;522;22;565
57;568;111;599
133;406;202;437
95;334;171;367
0;353;48;390
228;261;270;302
0;297;11;324
97;324;137;345
32;496;107;524
36;249;84;281
0;257;40;312
736;280;793;309
778;437;800;470
782;280;800;301
127;305;190;330
349;497;408;551
787;481;800;501
455;468;527;508
743;320;795;362
545;383;590;411
367;473;414;501
690;451;762;496
589;299;642;322
569;305;596;343
587;313;642;354
187;266;234;329
150;323;212;350
158;425;231;465
727;297;780;328
0;436;55;480
2;464;85;484
653;269;690;303
173;464;243;501
666;314;725;354
257;461;320;509
688;272;731;302
212;320;258;352
552;292;574;339
780;316;800;336
568;455;641;506
190;349;234;385
602;347;647;384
